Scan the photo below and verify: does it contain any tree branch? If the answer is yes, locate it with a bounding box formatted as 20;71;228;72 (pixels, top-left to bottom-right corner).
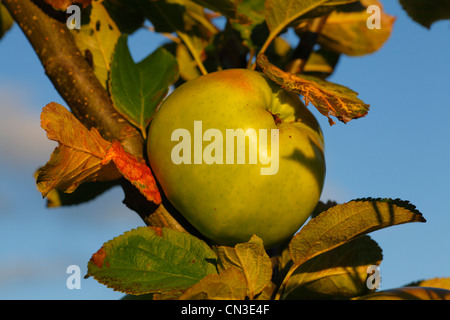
3;0;190;232
2;0;143;157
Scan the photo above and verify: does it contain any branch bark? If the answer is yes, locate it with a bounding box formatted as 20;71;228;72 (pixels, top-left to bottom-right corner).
2;0;143;157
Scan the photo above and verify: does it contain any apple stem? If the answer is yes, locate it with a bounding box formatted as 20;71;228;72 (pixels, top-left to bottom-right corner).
270;112;283;125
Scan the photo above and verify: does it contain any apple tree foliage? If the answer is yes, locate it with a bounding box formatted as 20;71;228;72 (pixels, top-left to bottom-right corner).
1;0;450;300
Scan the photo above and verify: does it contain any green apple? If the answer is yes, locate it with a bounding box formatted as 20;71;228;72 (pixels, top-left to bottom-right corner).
147;69;325;248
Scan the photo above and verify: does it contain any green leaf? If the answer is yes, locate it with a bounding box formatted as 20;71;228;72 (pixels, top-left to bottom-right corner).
284;236;382;299
257;53;369;125
0;4;14;39
86;226;218;295
215;234;273;299
399;0;450;28
230;0;265;49
109;35;179;137
72;1;121;89
179;267;248;300
289;198;425;267
264;0;328;34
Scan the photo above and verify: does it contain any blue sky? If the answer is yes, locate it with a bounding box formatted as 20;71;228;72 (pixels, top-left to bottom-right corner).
0;1;449;299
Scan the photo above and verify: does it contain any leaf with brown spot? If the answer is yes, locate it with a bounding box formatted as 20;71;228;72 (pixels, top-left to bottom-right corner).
257;53;369;125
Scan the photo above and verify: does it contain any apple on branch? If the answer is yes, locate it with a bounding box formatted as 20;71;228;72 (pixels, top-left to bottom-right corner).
147;69;326;248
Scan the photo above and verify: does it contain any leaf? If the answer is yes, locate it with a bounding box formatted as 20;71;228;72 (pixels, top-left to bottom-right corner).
36;102;120;197
406;277;450;290
230;0;265;49
44;180;120;208
215;235;273;299
355;286;450;300
0;4;13;39
179;267;248;300
289;198;425;267
36;102;161;205
43;0;91;10
302;48;340;79
109;35;179;137
102;140;162;204
102;0;146;34
140;0;215;75
399;0;450;28
257;53;369;125
316;0;395;56
264;0;328;35
86;226;218;295
284;236;382;299
72;1;121;89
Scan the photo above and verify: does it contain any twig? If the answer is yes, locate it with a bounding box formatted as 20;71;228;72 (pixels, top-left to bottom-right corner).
285;15;329;74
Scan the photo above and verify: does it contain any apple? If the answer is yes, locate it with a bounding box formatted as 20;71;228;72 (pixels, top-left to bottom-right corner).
147;69;326;248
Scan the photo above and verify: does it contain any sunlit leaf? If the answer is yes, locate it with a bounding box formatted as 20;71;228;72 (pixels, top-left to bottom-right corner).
264;0;328;34
109;35;179;137
36;102;161;205
316;0;395;56
356;286;450;300
179;267;248;300
86;227;218;295
36;102;121;197
406;277;450;290
289;198;425;267
257;53;369;125
72;1;121;89
215;235;272;299
284;236;382;299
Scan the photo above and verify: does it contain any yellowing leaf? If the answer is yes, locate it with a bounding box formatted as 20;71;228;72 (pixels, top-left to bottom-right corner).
36;102;161;205
276;198;425;300
72;1;121;89
289;198;425;267
407;277;450;290
317;0;395;56
257;53;369;125
36;102;119;197
179;267;248;300
284;236;382;299
215;235;272;299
